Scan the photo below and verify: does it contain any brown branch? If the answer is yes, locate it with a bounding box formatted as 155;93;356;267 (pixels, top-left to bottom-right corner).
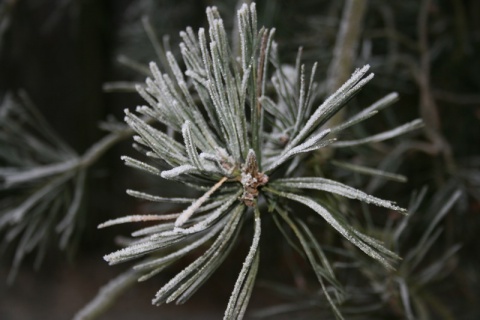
324;0;368;138
326;0;369;96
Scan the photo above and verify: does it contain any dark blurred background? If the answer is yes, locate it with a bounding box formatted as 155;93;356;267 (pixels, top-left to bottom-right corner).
1;0;479;319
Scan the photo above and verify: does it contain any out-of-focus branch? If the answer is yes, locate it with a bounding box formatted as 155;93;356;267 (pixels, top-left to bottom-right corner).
326;0;368;128
3;125;134;187
326;0;368;95
73;269;142;320
417;0;455;171
418;0;438;130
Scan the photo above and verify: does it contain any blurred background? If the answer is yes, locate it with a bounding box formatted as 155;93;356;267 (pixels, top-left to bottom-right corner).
1;0;479;319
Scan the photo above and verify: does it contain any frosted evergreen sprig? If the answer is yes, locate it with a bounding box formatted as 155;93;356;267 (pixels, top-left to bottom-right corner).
99;3;422;319
0;91;135;281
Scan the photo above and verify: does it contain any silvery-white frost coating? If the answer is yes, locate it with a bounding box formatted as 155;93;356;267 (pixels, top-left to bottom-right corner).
97;2;423;318
168;191;241;235
349;92;399;122
160;164;197;179
174;177;228;228
151;206;244;305
286;65;373;150
133;219;226;271
333;119;424;147
265;129;331;172
224;211;261;319
121;155;161;176
98;214;180;229
269;189;397;270
126;189;195;203
131;222;177;237
272;177;407;212
182;121;204;170
330;110;378;134
103;237;167;265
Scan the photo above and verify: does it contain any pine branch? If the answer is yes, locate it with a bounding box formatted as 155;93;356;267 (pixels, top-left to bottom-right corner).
89;3;422;319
